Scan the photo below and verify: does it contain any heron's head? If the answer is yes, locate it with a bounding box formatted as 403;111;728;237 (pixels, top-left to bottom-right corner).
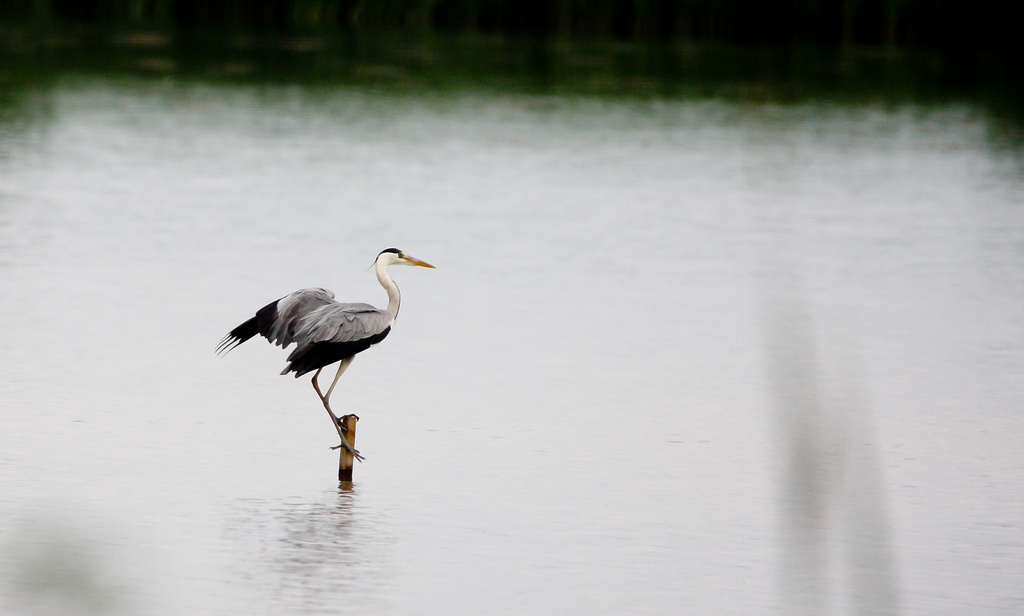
377;248;435;269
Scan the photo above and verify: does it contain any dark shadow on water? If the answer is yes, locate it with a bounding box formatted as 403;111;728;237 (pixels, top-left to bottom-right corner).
760;270;900;614
0;512;143;616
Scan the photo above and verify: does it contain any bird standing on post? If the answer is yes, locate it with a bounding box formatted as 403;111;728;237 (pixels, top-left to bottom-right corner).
216;248;435;460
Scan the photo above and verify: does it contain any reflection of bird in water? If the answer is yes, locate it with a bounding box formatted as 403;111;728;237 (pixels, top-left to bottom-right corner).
217;248;435;460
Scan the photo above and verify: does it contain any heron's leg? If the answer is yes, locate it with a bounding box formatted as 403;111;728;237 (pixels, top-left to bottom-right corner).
310;358;363;461
311;367;327;402
325;356;353;401
311;366;342;426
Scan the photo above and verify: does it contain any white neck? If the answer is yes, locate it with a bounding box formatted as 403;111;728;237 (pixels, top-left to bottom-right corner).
376;257;401;319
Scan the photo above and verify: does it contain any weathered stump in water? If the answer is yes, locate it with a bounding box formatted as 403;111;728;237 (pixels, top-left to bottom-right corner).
338;414;359;482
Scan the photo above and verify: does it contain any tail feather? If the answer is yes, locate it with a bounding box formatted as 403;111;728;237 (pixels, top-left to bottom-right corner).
216;316;259;355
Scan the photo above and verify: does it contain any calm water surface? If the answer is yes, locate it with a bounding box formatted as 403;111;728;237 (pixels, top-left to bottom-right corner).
0;78;1022;615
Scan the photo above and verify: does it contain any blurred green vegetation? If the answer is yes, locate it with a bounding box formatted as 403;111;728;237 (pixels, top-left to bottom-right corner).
0;0;1019;52
0;1;1021;129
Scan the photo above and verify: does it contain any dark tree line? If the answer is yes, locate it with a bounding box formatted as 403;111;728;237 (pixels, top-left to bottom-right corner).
1;0;1019;53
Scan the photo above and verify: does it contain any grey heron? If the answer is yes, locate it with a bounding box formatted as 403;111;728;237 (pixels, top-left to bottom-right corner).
217;248;435;460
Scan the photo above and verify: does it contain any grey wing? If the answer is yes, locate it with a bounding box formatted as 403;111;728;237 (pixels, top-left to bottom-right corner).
281;303;395;376
216;287;342;356
261;287;337;348
295;302;394;345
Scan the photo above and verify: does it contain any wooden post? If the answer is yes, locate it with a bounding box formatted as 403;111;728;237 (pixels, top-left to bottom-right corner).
338;414;359;482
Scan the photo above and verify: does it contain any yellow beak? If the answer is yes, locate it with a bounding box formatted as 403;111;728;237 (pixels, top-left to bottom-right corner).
405;256;436;268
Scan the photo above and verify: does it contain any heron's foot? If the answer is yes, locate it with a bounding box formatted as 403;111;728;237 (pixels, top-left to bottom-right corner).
334;413;360;426
328;413;363;461
331;440;365;462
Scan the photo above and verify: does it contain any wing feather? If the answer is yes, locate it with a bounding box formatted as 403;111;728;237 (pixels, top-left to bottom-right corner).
283;304;394;377
295;303;393;345
259;288;336;348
